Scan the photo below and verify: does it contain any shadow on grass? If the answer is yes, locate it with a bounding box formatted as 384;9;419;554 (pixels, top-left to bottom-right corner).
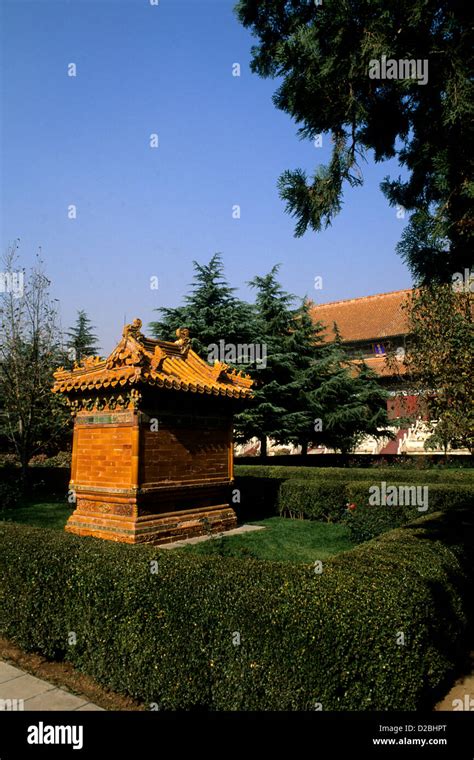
0;497;72;531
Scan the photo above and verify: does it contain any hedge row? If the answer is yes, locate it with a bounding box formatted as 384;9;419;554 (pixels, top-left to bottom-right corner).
0;466;69;497
1;509;474;710
275;480;474;520
235;464;474;483
343;482;474;542
235;453;474;469
235;474;474;541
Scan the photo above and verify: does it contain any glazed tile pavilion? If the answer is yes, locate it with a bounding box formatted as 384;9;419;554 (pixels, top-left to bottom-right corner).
52;319;253;545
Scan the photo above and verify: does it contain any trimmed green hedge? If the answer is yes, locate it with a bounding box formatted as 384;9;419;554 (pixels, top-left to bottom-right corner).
275;480;473;541
344;481;474;542
277;479;347;522
1;510;474;710
235;464;474;483
236;468;474;540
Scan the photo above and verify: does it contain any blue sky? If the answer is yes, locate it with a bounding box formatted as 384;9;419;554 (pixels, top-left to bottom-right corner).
1;0;412;354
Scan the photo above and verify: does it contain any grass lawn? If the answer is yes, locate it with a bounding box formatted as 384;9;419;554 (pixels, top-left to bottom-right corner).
0;499;72;531
178;516;355;563
1;501;354;563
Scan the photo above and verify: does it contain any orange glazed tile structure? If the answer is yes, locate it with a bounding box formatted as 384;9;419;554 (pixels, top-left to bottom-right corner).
52;319;253;545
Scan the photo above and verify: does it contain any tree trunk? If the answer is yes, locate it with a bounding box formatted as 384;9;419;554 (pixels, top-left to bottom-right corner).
20;457;29;498
301;440;308;456
259;435;267;458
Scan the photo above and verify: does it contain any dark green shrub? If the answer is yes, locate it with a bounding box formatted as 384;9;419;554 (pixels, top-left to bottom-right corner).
1;509;474;710
0;454;19;467
29;451;72;468
234;475;284;521
343;481;474;542
277;479;347;522
235;464;474;484
235;466;474;541
342;504;406;543
421;483;474;512
0;482;22;511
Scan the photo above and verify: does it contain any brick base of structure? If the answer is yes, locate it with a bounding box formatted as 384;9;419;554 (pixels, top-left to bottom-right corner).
65;483;237;545
66;503;237;545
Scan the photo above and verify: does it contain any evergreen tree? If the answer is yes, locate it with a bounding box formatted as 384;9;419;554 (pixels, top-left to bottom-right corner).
234;266;303;456
282;297;327;455
235;0;474;283
151;256;394;457
149;253;257;360
66;310;100;365
306;327;392;454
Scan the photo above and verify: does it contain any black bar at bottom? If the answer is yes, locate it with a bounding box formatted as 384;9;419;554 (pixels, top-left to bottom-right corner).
0;711;473;758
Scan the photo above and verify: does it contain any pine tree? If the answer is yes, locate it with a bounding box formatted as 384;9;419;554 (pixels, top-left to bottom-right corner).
149;253;257;360
149;305;189;344
65;310;100;365
306;327;392;454
282;297;327;455
235;0;474;283
234;266;301;456
151;257;394;457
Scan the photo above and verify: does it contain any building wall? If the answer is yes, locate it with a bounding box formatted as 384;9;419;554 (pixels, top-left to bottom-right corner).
71;408;232;492
387;394;422;420
72;411;136;489
139;413;231;487
65;404;237;545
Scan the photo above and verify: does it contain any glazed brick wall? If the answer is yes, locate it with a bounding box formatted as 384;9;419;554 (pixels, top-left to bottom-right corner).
140;418;230;486
74;425;134;487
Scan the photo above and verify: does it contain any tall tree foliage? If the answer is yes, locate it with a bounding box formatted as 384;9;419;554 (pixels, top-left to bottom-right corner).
151;255;394;456
235;271;391;455
0;243;70;487
235;0;474;283
282;297;327;454
234;266;299;455
149;253;256;359
66;310;100;365
305;327;392;454
399;285;473;453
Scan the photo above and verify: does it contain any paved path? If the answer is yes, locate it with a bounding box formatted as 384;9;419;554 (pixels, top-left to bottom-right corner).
160;523;265;549
0;661;104;711
435;651;474;711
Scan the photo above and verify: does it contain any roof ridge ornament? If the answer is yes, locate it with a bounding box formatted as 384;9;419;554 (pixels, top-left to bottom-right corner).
105;318;147;370
211;360;229;380
73;355;103;371
150;344;165;372
174;327;191;353
228;367;253;387
122;317;144;342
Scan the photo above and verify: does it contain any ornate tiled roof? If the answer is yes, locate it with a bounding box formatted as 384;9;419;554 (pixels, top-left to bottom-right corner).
311;289;412;343
52;319;253;399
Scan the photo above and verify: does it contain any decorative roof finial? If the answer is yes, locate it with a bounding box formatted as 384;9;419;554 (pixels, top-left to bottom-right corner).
175;327;191;352
122;318;143;341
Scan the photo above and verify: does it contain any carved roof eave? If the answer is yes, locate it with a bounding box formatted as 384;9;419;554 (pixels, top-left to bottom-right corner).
53;319;253;400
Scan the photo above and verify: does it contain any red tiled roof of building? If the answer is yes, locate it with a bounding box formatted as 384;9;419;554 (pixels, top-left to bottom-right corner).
311;289;412;343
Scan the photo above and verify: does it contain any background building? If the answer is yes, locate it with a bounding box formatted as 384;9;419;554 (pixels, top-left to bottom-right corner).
310;289;467;455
